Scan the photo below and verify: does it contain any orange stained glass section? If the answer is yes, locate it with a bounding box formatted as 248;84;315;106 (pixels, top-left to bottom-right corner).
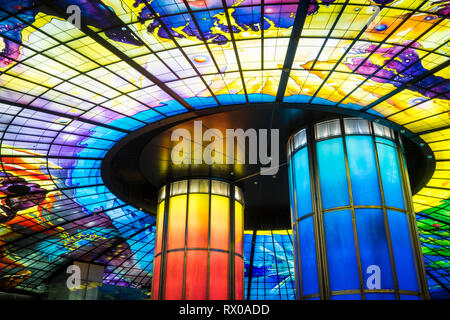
167;195;187;250
235;201;244;256
155;200;165;255
210;195;230;251
187;194;210;248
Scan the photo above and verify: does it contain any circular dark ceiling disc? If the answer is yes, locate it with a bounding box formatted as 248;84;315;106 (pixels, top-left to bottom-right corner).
102;105;433;229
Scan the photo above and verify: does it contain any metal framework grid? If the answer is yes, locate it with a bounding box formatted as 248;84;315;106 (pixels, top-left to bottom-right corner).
0;0;447;298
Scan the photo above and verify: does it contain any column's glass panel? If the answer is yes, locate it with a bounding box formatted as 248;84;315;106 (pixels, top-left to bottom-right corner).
209;251;229;300
189;179;209;193
331;294;361;300
152;255;161;300
235;256;244;300
400;295;420;300
344;118;370;135
158;185;166;202
210;195;230;251
164;251;184;299
185;251;207;299
155;200;165;255
315;119;341;140
324;210;360;292
375;136;395;146
171;180;188;195
346;136;382;206
235;186;244;203
376;142;405;210
355;208;394;290
373;123;394;139
293;129;307;150
292;147;312;218
212;180;230;196
387;210;419;292
365;293;396;300
298;217;319;297
288;161;295;219
167;195;187;250
187;194;209;248
317;138;350;209
235;201;244;255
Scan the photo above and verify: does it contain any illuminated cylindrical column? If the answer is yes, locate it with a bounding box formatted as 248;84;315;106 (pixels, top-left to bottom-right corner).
287;118;429;300
152;178;245;300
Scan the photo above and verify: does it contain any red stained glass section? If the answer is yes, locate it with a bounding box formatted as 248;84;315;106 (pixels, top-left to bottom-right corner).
164;251;184;299
152;255;161;300
185;250;207;299
235;256;244;300
209;251;229;299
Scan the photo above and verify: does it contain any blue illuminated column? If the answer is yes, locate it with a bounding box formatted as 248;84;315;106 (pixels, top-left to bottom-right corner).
287;118;429;300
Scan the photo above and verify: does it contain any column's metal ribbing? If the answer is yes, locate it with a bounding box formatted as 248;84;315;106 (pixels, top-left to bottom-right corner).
339;118;365;300
370;125;400;299
307;125;330;300
158;183;171;299
246;229;257;300
287;138;303;299
395;134;430;300
181;179;191;299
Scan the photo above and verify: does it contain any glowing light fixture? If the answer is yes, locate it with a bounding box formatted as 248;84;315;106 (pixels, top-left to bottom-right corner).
287;118;429;300
152;178;245;300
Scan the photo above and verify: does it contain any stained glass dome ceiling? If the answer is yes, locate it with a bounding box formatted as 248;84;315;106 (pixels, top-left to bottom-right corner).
0;0;448;296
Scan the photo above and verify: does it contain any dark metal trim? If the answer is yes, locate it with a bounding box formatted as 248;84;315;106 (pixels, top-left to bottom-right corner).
246;230;257;300
307;124;329;299
396;134;430;300
275;0;311;101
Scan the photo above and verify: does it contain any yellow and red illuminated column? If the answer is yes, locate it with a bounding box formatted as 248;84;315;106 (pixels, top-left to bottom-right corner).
152;178;245;300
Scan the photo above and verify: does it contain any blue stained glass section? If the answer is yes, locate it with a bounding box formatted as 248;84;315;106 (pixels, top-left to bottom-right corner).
288;162;295;219
376;142;405;210
216;93;247;105
324;210;360;291
331;294;361;300
365;293;396;300
355;209;394;290
375;136;395;147
387;210;419;292
345;136;382;206
292;147;312;218
154;100;188;116
316;138;350;209
298;218;319;296
244;231;296;300
400;295;420;300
